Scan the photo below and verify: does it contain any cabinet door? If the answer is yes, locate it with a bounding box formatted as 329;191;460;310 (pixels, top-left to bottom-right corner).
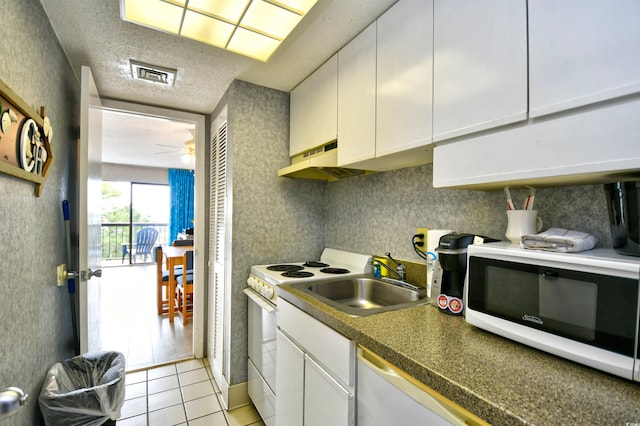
277;299;354;388
289;55;338;156
357;349;472;426
432;0;527;141
376;0;433;157
529;0;640;117
337;22;377;166
304;354;354;426
275;330;304;426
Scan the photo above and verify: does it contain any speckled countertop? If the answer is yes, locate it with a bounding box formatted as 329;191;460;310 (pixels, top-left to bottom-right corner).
278;284;640;426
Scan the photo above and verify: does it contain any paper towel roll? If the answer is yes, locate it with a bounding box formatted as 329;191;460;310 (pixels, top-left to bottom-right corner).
426;229;454;298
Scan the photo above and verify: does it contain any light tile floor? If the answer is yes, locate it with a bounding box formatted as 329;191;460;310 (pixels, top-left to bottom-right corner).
100;264;193;371
120;358;265;426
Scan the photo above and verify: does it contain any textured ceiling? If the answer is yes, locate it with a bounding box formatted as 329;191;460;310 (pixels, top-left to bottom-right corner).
39;0;398;168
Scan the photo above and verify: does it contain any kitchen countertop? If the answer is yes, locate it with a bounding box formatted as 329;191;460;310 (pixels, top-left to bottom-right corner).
278;284;640;426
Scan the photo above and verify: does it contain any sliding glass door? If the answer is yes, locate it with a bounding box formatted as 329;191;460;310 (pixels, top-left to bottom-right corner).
101;181;170;265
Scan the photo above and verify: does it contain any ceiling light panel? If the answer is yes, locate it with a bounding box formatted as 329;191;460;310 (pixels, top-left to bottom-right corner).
187;0;251;24
270;0;318;15
181;10;235;47
226;27;280;62
120;0;183;34
241;0;302;40
120;0;318;61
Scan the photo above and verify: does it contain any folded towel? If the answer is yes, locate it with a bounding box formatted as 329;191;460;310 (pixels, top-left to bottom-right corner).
521;228;597;253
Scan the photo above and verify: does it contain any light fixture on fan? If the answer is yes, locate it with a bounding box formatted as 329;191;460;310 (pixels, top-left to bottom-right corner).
120;0;319;62
181;139;195;164
154;128;195;165
181;130;195;164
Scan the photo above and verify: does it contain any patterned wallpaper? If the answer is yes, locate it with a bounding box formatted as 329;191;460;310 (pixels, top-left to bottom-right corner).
215;80;326;385
325;163;614;263
0;2;80;425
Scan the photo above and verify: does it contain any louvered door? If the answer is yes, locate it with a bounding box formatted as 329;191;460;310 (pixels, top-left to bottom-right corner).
209;119;229;385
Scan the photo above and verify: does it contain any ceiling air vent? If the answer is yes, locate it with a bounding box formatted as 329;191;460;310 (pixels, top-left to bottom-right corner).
130;60;176;86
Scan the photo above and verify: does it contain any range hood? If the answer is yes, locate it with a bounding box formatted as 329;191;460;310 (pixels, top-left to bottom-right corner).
278;141;375;182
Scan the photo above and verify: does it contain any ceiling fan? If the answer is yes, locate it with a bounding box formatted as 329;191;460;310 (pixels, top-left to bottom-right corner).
155;129;195;164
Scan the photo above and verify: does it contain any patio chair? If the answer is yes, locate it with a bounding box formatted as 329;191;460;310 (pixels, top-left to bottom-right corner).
131;227;159;263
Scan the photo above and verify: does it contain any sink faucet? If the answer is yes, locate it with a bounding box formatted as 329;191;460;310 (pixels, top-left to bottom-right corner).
374;252;406;281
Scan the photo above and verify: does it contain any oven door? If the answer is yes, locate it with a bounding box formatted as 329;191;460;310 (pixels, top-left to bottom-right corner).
245;288;276;426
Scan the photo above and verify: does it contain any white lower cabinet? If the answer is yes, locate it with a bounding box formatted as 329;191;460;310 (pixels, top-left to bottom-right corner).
357;347;486;426
276;300;355;425
275;330;303;426
304;354;353;426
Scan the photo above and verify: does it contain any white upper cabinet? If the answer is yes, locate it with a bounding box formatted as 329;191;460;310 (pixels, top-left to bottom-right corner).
289;55;338;156
337;22;377;166
529;0;640;118
337;0;433;171
432;0;527;141
376;0;433;158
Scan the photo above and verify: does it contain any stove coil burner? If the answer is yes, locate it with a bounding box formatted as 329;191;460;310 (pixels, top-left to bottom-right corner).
320;267;350;274
303;261;329;268
267;264;304;272
281;271;315;278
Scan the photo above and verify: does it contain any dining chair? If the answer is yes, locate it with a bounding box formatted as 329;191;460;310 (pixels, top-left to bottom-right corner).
154;246;183;316
175;250;194;325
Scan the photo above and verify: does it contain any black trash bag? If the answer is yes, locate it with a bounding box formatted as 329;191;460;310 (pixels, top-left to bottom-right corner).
38;351;126;426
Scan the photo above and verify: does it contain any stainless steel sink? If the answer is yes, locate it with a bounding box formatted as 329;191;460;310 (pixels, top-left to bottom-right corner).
288;276;428;316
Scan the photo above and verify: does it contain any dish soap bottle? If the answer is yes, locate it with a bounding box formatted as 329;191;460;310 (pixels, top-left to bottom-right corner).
373;262;381;279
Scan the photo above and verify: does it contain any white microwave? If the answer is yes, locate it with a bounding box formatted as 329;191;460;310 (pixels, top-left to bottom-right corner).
465;242;640;381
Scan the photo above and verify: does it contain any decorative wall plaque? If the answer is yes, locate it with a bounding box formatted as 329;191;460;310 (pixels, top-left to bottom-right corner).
0;79;53;196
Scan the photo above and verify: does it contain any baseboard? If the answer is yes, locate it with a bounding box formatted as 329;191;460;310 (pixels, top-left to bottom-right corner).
211;362;249;411
227;381;250;410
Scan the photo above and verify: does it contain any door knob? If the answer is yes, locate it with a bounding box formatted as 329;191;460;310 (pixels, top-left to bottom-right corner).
56;264;102;285
0;387;28;421
87;268;102;279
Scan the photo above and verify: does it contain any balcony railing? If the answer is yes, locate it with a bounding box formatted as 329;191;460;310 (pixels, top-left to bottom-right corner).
101;222;169;263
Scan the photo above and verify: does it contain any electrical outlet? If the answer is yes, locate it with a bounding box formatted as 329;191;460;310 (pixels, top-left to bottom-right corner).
415;228;428;249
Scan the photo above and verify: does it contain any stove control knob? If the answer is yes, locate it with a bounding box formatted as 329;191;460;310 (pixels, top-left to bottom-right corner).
246;278;254;288
252;277;261;289
264;286;274;299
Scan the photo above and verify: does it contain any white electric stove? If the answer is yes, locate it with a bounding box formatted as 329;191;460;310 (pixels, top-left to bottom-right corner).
244;248;372;426
246;248;373;306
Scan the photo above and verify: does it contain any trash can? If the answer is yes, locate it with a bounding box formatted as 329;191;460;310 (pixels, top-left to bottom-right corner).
38;351;126;426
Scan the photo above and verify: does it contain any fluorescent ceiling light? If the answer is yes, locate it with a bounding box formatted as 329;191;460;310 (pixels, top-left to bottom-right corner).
120;0;318;61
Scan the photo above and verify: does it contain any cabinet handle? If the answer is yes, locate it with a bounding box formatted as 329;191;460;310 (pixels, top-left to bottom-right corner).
243;288;276;313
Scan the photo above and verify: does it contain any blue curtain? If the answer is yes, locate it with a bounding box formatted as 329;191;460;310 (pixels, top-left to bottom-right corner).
168;169;195;243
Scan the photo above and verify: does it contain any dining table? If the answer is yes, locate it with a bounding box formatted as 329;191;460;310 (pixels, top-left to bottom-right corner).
162;245;193;323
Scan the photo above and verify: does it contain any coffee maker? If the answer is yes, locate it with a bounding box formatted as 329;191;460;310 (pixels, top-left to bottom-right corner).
431;233;496;315
605;181;640;256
